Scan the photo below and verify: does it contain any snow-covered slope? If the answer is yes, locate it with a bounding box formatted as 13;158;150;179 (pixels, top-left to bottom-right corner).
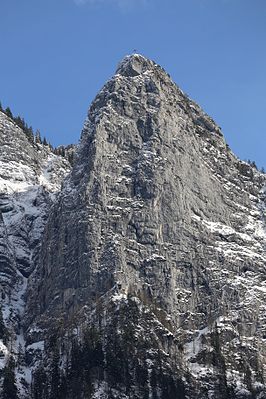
0;110;71;398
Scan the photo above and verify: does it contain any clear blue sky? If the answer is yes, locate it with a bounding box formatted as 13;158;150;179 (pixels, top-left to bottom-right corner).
1;0;265;168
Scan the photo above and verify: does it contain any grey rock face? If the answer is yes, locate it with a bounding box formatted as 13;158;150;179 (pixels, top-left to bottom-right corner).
0;111;71;397
0;111;71;279
25;55;266;398
1;55;266;398
0;212;16;293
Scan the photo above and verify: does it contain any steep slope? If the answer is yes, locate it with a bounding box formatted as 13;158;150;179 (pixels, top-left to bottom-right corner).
23;54;266;399
24;54;266;399
0;110;71;397
2;54;266;399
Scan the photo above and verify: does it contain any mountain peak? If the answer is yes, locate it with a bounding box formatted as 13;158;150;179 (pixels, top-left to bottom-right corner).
116;53;155;77
2;56;266;399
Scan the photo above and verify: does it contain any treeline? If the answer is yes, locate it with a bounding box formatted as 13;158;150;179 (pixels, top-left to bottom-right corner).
0;101;50;147
53;145;75;166
245;159;265;174
0;102;74;165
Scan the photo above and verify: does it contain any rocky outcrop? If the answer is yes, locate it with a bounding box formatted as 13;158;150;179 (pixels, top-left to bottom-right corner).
23;55;266;398
1;55;266;398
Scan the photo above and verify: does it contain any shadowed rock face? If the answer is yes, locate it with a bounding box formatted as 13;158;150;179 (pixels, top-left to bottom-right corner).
0;112;71;281
0;111;71;398
2;55;266;398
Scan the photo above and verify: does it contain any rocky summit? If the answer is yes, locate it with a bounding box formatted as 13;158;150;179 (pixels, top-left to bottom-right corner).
0;54;266;399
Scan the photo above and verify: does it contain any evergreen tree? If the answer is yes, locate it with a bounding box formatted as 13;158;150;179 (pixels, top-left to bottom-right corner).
49;346;61;399
60;146;66;157
33;366;48;399
243;364;254;396
14;115;26;131
68;339;83;399
43;136;48;146
17;343;25;368
2;356;18;399
160;374;186;399
35;129;42;144
0;307;9;345
25;126;34;144
82;326;103;370
68;151;74;166
5;107;13;119
150;369;159;399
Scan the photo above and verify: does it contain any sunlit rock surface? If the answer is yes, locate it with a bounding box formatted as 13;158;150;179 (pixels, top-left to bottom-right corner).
1;55;266;398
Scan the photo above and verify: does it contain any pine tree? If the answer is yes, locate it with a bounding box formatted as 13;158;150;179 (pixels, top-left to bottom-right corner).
68;151;74;166
35;129;42;144
60;146;66;157
251;161;257;169
49;346;61;399
0;307;9;345
68;339;83;398
5;107;13;119
17;343;25;368
244;364;253;395
25;126;34;144
14;115;26;131
33;366;48;399
2;356;18;399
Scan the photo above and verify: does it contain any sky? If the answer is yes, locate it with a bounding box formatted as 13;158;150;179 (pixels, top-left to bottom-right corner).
0;0;265;168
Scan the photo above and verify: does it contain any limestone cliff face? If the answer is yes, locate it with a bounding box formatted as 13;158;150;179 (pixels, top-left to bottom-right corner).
1;55;266;398
28;55;233;317
24;55;266;398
